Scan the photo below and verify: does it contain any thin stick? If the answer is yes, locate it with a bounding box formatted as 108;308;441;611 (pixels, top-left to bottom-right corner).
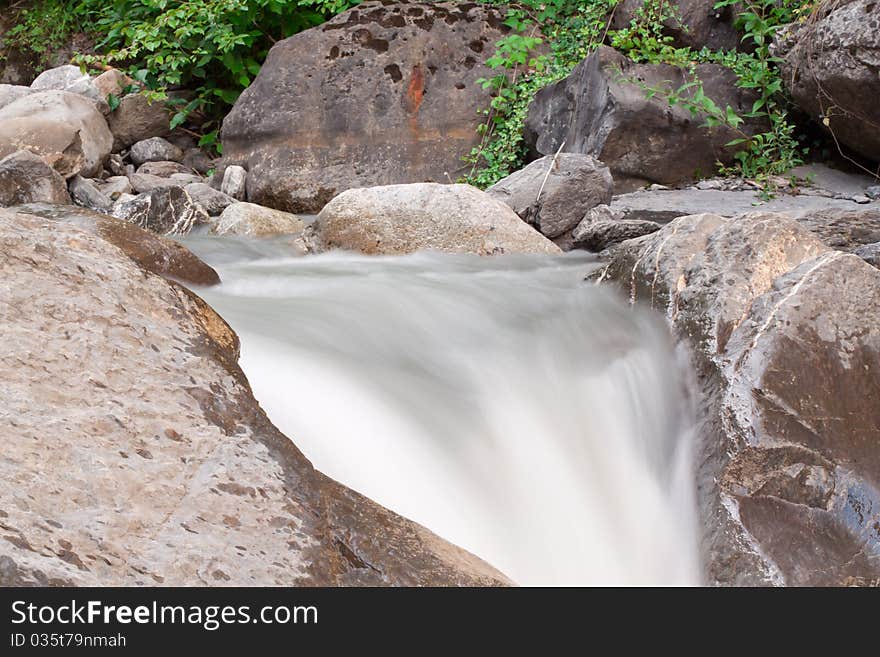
536;140;565;203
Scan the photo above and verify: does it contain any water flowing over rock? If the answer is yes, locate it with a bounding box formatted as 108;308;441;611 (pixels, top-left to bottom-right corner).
776;0;880;163
221;0;511;213
487;153;613;240
0;208;509;586
595;212;880;585
310;183;561;255
0;150;70;206
523;46;764;191
0;90;113;178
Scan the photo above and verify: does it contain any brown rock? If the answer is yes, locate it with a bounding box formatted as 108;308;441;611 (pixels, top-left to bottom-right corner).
107;94;171;150
0;208;510;586
311;183;561;255
0;150;70;206
595;212;880;586
221;1;511;212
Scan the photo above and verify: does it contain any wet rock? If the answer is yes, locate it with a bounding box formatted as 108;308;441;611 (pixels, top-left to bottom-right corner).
220;165;247;200
0;90;113;178
0;150;70;206
14;203;219;286
68;175;113;212
112;187;209;235
311;183;561;256
186;183;235;216
106;94;171;150
0;83;31;110
212;202;306;237
221;1;512;212
0;208;510;586
610;0;743;51
524;46;765;191
777;0;880;163
487;154;612;239
595;212;880;586
130;137;184;166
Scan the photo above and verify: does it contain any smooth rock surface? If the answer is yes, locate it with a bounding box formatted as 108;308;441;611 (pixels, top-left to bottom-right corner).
0;208;510;586
106;94;171;150
524;46;764;190
212;202;305;237
0;90;113;178
221;1;511;212
220;165;247;200
0;150;70;206
0;84;31;110
68;175;113;212
594;212;880;586
311;183;561;256
487;154;612;239
185;183;235;216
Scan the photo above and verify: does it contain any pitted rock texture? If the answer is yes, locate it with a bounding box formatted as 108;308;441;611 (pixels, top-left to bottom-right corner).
0;209;510;586
595;212;880;586
777;0;880;163
310;183;561;255
221;1;511;213
523;46;765;191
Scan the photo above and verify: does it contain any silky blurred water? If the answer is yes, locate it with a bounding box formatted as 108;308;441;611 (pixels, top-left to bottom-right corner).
181;235;700;586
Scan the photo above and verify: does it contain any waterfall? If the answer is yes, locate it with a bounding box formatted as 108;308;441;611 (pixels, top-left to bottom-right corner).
183;235;700;586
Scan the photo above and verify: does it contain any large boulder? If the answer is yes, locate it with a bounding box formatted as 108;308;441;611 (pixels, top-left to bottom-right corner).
0;150;70;206
221;1;511;213
106;94;172;150
487;154;613;240
130;137;184;166
611;0;743;51
523;46;764;191
0;90;113;178
595;212;880;586
776;0;880;163
310;183;561;255
0;208;509;586
212;202;306;238
0;84;31;110
30;64;103;105
13;203;220;287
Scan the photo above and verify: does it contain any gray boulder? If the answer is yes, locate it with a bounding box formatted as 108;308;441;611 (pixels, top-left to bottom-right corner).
776;0;880;163
524;46;765;191
130;137;184;166
221;1;512;212
185;183;235;216
854;242;880;268
0;84;31;110
68;175;113;212
112;187;209;235
571;204;661;251
0;150;70;206
212;202;306;237
30;64;103;106
137;160;189;177
0;90;113;178
94;176;133;201
220;165;247;200
595;212;880;586
311;183;561;256
487;154;612;239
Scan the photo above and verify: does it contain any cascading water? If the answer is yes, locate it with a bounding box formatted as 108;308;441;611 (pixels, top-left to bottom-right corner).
181;235;701;586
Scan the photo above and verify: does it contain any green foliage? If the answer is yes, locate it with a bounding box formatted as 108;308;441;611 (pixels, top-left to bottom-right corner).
468;0;818;191
9;0;362;138
3;0;86;65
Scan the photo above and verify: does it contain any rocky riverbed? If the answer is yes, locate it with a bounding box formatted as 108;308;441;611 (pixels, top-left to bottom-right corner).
1;0;879;586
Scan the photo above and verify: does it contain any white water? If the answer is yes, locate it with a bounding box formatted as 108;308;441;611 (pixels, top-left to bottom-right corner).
182;236;701;586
